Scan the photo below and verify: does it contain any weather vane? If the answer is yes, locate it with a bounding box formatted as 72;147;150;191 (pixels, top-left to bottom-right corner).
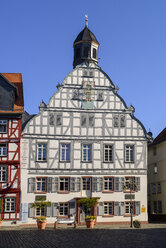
85;14;88;27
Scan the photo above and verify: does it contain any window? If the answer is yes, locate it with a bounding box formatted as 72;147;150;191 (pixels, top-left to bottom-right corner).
125;145;134;163
49;113;54;126
89;115;94;127
72;89;78;100
153;146;157;156
97;91;103;101
59;203;69;216
125;177;135;191
0;166;7;182
152;184;156;194
36;206;46;217
0;120;8;133
0;144;7;157
103;177;114;192
57;114;62;126
60;144;70;162
82;177;91;191
157;183;161;193
36;178;47;192
75;47;80;58
93;48;97;59
104;145;113;162
37;144;47;161
104;202;114;216
113;115;125;128
82;144;92;162
158;201;162;213
59;177;70;192
154;163;157;174
125;201;134;214
153;201;157;214
113;115;119;128
81;115;86;127
4;197;16;212
83;47;89;57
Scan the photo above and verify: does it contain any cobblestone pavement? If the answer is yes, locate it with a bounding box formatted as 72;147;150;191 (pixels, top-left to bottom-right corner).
0;228;166;248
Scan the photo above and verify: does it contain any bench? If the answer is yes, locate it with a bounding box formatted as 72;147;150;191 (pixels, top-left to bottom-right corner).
54;216;77;229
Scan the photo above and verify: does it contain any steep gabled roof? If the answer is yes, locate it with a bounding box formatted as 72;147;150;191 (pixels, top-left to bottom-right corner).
150;128;166;146
0;73;24;113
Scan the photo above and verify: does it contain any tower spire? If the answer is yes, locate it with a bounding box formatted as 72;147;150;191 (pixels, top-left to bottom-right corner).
85;14;88;27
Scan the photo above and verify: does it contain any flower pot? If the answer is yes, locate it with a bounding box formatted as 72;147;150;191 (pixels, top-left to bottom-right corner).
0;221;2;227
37;220;47;230
86;219;95;229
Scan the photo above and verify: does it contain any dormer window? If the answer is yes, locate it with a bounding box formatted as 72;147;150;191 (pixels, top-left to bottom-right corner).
93;48;97;59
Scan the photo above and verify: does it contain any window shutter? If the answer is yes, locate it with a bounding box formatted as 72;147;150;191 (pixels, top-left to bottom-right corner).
114;177;120;192
98;202;103;216
120;202;125;216
92;177;97;192
52;203;58;217
135;177;140;191
76;177;81;192
70;201;76;216
120;177;124;192
28;203;35;218
98;177;103;192
47;177;52;193
120;115;125;127
114;202;120;216
52;177;59;192
28;178;35;193
81;115;86;127
47;206;52;217
70;177;76;192
135;201;140;215
89;115;94;127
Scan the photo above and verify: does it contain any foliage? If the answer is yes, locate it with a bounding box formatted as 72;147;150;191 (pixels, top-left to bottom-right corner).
78;198;98;216
85;215;96;221
36;216;46;222
133;219;141;228
32;199;51;209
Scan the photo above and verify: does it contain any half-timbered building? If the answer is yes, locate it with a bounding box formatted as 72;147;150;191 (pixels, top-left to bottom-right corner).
21;23;148;225
0;73;24;222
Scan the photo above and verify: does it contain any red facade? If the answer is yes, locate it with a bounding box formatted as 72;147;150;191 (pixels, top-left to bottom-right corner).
0;73;24;221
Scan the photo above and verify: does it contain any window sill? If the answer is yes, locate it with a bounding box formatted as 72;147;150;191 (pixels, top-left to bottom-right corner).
35;191;47;194
124;214;135;217
58;216;69;219
58;191;70;194
103;191;114;193
102;215;114;217
36;160;47;163
59;161;70;163
124;190;136;193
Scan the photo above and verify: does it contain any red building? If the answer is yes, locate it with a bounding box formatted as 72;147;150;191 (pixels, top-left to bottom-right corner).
0;73;24;221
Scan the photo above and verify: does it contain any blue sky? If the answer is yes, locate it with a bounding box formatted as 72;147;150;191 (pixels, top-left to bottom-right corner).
0;0;166;138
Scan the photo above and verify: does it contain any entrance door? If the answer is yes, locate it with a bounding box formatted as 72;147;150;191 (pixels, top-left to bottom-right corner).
80;204;88;223
82;177;91;197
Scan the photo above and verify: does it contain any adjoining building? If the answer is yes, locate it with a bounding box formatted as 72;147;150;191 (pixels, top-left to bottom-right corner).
0;73;24;222
21;22;149;225
148;128;166;222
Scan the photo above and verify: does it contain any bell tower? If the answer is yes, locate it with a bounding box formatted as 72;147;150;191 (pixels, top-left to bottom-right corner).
73;16;99;68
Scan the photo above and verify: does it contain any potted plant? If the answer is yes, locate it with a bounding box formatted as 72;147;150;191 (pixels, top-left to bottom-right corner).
133;219;141;228
78;198;98;229
31;197;51;230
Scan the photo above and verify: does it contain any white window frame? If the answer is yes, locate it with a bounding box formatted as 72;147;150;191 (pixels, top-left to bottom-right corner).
60;144;70;162
125;201;135;215
59;203;69;216
103;177;114;192
0;165;7;182
82;144;92;162
0;120;8;133
125;177;135;191
125;145;134;163
104;145;113;162
59;177;70;192
36;177;47;192
4;197;16;212
37;143;47;161
104;202;114;216
0;143;7;157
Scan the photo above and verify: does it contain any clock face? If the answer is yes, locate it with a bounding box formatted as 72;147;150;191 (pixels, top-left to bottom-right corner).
81;81;95;109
